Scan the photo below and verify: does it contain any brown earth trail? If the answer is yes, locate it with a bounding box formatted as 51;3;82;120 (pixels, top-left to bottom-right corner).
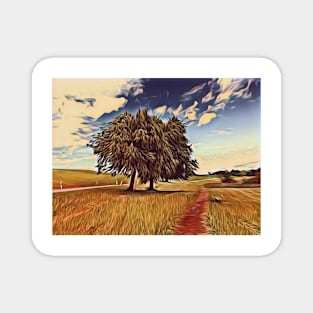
174;187;212;235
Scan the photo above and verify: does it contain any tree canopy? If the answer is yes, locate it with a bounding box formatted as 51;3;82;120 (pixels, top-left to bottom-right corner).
87;109;198;191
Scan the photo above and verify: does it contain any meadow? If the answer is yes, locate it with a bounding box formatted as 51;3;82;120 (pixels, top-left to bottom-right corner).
53;183;201;235
52;170;260;235
206;188;261;235
53;169;128;189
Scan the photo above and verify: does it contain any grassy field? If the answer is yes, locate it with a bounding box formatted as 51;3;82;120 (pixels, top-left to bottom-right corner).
53;182;201;235
205;188;261;235
53;169;128;189
52;169;260;235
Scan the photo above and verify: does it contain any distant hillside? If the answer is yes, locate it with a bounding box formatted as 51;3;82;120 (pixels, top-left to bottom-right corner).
53;169;128;189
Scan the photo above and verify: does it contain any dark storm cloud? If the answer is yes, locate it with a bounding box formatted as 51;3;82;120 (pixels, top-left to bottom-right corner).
97;78;212;123
96;78;260;124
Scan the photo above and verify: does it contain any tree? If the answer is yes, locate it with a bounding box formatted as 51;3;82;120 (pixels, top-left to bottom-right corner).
132;110;177;190
162;117;198;181
87;111;144;191
88;109;198;191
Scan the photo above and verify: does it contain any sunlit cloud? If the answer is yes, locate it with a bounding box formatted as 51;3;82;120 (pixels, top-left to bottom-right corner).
154;105;167;115
217;78;232;91
198;112;217;126
209;102;226;112
185;101;198;121
172;104;183;117
202;91;214;104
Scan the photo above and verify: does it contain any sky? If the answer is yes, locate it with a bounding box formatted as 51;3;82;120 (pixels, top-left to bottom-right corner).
52;78;260;174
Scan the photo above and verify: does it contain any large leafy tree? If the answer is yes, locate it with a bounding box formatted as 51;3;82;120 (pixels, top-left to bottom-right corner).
87;111;143;191
134;110;177;190
88;109;198;191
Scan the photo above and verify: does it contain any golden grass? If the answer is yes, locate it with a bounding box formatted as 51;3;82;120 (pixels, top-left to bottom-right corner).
53;182;201;235
186;175;210;181
206;188;260;235
52;170;261;235
53;169;128;189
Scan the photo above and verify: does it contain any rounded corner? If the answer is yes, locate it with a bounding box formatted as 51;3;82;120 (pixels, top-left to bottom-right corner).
259;235;282;257
31;236;54;257
32;57;56;77
258;57;282;78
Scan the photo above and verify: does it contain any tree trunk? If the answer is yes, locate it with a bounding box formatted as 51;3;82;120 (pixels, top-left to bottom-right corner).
127;171;136;191
149;177;154;190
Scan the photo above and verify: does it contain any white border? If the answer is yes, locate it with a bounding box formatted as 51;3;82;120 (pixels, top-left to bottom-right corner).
32;58;281;256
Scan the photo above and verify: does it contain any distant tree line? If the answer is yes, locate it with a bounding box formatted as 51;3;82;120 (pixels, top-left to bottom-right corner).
209;168;261;183
88;109;198;191
209;168;261;177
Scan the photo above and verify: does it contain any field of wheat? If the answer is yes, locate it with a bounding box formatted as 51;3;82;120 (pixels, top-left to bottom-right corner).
53;183;200;235
206;188;261;235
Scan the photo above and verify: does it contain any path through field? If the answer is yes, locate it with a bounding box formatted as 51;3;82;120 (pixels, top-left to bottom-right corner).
174;187;211;235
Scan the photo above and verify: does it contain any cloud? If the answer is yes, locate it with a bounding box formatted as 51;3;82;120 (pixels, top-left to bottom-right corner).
53;79;127;149
233;161;260;169
195;146;260;173
209;102;226;112
95;78;260;129
154;105;167;115
202;91;214;104
185;101;198;121
53;77;260;170
73;97;96;107
212;128;233;135
64;94;76;101
218;78;232;91
52;145;92;162
171;104;183;117
52;108;63;120
198;112;217;126
182;82;207;98
215;90;233;103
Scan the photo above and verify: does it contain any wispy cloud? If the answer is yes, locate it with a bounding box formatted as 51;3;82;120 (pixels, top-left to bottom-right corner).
212;128;233;135
52;108;63;120
65;94;96;107
233;161;260;169
209;102;226;112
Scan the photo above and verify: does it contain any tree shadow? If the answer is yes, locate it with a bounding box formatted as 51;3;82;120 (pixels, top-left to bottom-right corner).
101;188;190;197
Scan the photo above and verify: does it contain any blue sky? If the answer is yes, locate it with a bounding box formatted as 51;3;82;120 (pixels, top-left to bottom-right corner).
53;78;260;173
